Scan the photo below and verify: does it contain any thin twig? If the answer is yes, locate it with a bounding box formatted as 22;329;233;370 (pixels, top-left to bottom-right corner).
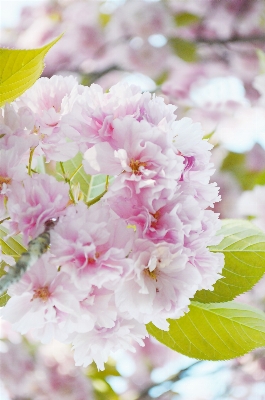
136;361;202;400
194;34;265;45
81;65;124;85
0;217;10;225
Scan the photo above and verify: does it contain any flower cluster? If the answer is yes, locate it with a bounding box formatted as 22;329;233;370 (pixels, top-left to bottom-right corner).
0;76;224;370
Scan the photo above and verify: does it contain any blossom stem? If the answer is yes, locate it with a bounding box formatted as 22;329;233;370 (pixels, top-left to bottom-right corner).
105;175;109;191
59;162;75;203
28;147;36;176
26;166;38;174
0;217;10;224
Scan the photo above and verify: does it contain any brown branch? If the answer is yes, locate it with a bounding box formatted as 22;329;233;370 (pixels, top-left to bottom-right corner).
194;35;265;45
80;65;124;86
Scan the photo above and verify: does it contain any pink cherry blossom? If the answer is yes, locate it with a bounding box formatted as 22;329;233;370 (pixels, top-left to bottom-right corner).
16;75;83;161
63;81;177;153
71;318;147;370
115;240;200;330
7;174;70;242
0;253;88;343
0;77;223;370
50;201;134;290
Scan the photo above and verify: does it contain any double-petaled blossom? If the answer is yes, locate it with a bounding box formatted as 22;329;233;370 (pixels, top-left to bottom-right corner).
50;202;134;289
0;76;223;370
7;174;70;242
0;253;88;343
16;75;83;161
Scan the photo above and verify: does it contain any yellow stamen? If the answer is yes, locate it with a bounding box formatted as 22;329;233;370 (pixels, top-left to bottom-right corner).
0;176;11;191
150;211;160;228
129;159;147;175
144;268;157;281
31;286;50;302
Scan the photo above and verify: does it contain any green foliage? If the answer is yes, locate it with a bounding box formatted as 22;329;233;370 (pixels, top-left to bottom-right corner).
56;154;112;203
87;175;110;201
194;219;265;303
174;12;201;27
255;170;265;186
0;226;26;267
221;151;257;190
0;225;26;306
0;34;63;106
147;301;265;360
257;49;265;73
155;70;169;86
168;37;197;62
87;361;120;400
56;153;91;199
99;13;111;27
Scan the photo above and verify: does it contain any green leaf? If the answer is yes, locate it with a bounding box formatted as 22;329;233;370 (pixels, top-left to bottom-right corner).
155;70;169;86
203;130;215;140
56;155;113;203
0;34;63;106
168;37;197;62
221;151;257;190
194;219;265;303
147;301;265;360
0;226;26;265
255;170;265;186
99;13;111;27
0;226;26;306
86;361;120;400
56;153;91;199
87;175;109;201
174;12;201;27
257;49;265;74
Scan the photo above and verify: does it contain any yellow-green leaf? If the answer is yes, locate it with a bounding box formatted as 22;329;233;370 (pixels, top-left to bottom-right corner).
0;34;63;106
257;49;265;74
147;301;265;361
194;219;265;303
0;226;26;306
174;12;201;27
168;37;197;62
56;153;91;199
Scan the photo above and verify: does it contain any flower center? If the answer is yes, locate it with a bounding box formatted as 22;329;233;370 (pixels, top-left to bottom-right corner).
150;211;160;228
32;125;40;134
87;252;100;265
0;176;11;191
31;286;50;302
144;268;158;281
129;159;147;175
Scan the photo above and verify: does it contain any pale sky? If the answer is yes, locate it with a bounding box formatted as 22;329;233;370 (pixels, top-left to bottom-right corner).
0;0;46;29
